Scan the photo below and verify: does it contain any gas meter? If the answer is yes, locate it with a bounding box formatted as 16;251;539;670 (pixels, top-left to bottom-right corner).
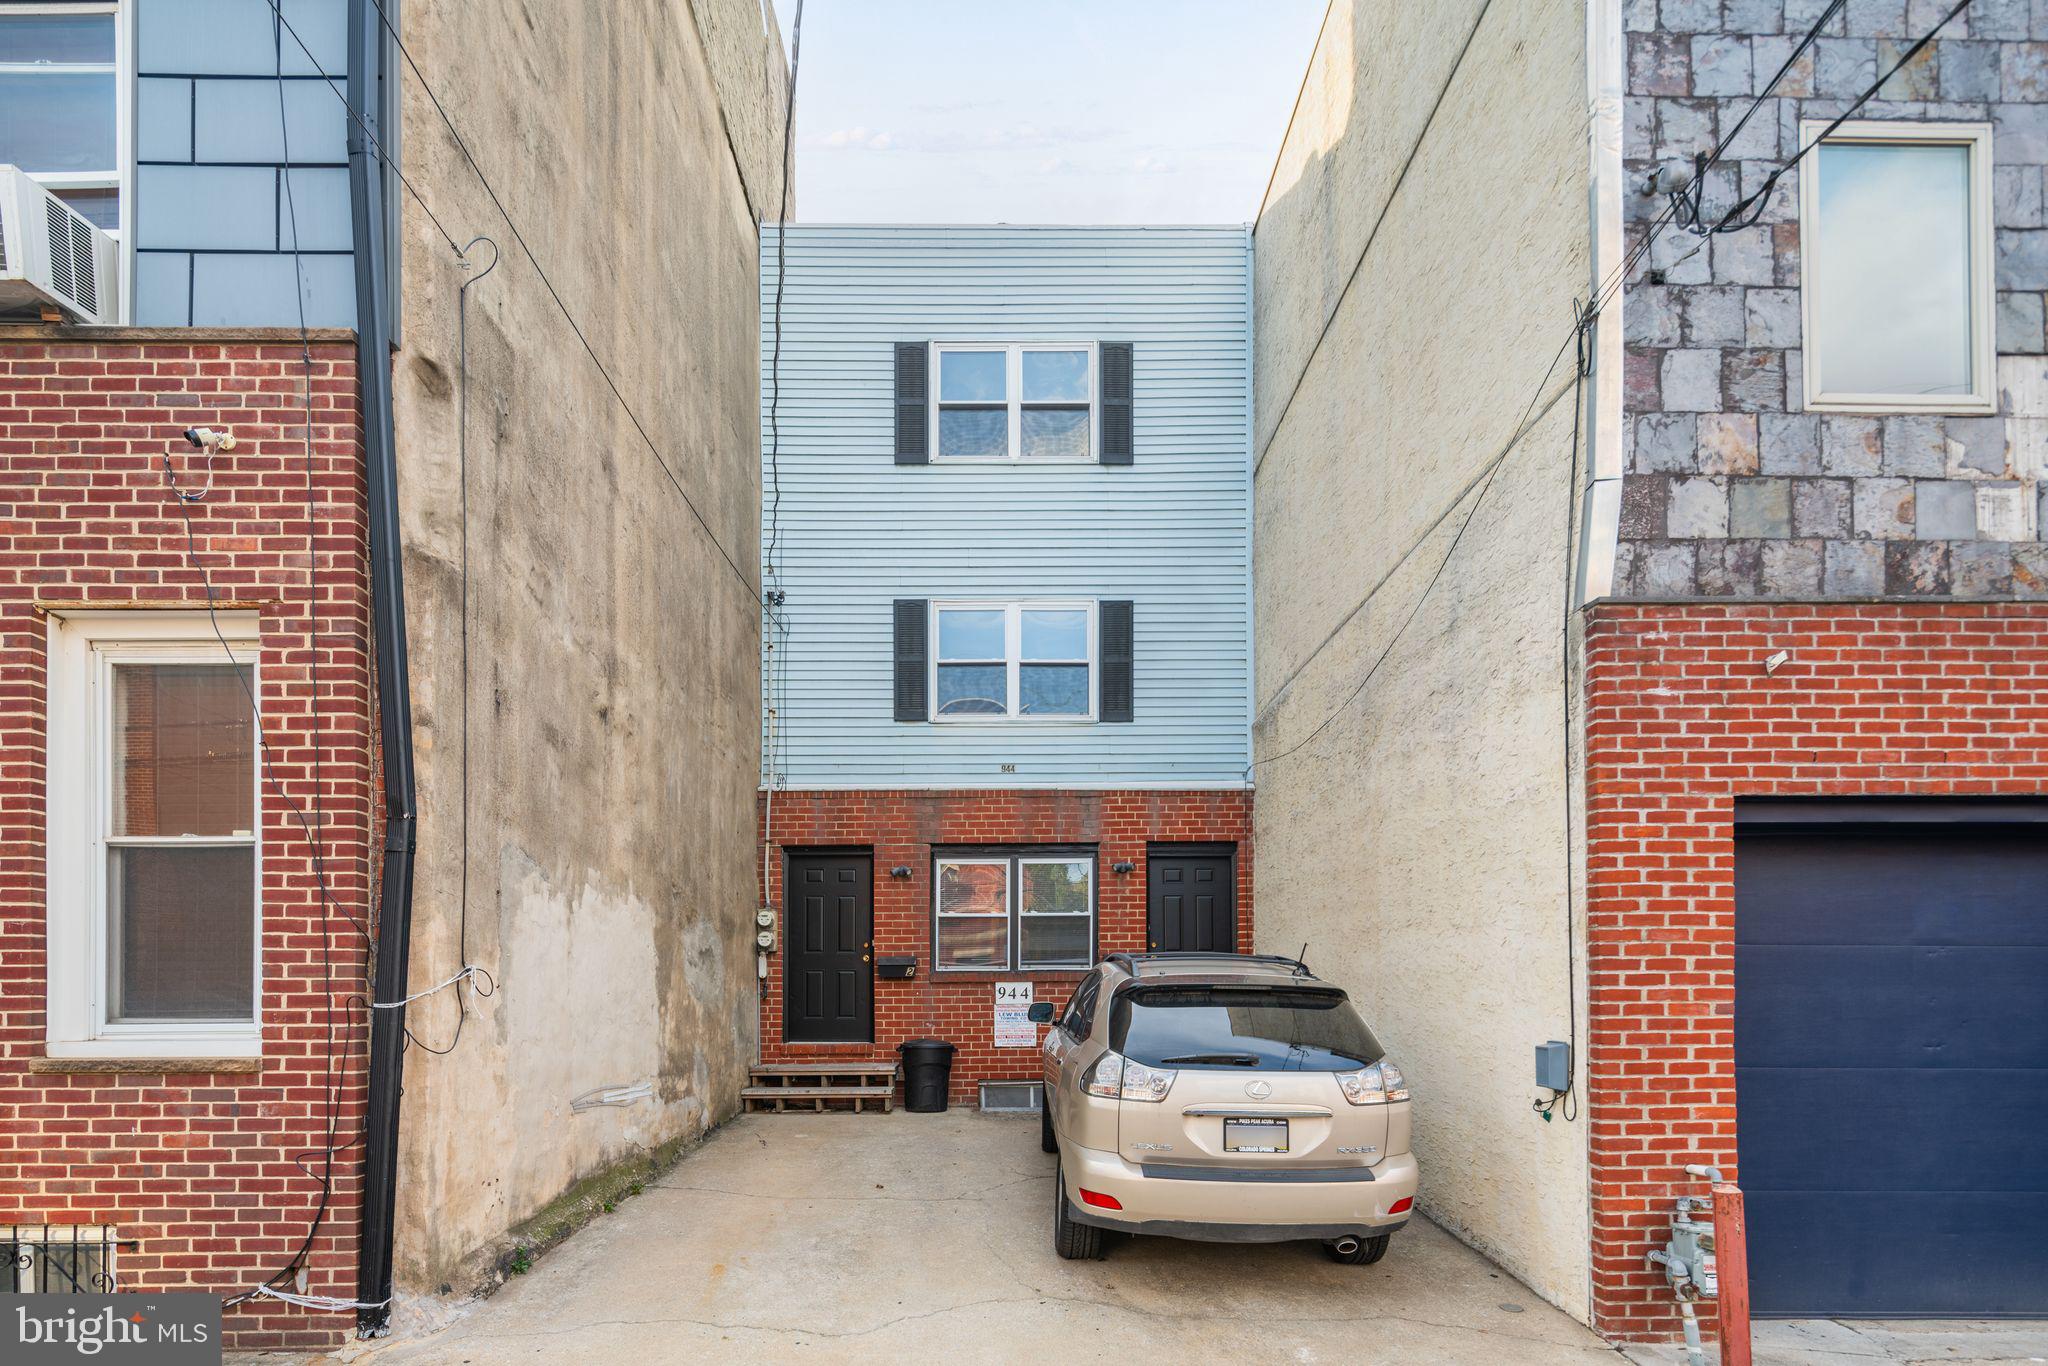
1645;1164;1724;1366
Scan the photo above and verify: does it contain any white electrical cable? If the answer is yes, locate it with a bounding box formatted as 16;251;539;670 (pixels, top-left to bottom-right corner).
369;964;493;1010
570;1081;654;1112
245;1285;391;1312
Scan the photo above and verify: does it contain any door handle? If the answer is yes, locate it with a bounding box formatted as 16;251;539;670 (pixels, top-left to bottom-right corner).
862;954;871;962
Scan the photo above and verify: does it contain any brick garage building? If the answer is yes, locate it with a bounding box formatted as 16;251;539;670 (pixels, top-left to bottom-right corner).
1582;601;2048;1338
758;791;1253;1101
0;330;373;1350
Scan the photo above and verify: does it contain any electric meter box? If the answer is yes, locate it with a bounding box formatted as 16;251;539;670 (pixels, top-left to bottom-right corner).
1535;1040;1571;1093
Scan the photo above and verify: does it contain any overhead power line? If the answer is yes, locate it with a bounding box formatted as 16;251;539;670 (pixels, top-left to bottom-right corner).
1254;0;1969;767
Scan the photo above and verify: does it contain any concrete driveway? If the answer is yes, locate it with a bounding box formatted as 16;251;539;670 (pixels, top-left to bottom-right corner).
354;1108;1616;1365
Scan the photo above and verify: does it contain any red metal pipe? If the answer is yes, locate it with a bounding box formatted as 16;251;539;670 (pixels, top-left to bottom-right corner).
1713;1182;1751;1366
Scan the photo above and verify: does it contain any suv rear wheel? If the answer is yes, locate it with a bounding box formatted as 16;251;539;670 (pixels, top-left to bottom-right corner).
1325;1234;1390;1266
1052;1160;1104;1261
1039;1100;1057;1154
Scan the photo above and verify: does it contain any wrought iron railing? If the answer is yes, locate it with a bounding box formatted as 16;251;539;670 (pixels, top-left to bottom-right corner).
2;1225;129;1294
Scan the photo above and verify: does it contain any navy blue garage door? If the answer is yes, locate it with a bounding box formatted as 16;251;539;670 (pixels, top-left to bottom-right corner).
1734;803;2048;1318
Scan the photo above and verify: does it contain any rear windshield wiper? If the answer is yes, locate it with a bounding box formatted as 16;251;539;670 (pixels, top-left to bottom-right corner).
1159;1052;1261;1066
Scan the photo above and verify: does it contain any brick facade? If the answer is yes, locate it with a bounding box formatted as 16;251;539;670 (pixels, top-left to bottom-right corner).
0;331;374;1350
758;789;1253;1099
1618;0;2048;598
1580;599;2048;1339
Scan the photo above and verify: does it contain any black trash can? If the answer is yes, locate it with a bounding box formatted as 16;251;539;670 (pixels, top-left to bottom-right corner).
898;1039;956;1113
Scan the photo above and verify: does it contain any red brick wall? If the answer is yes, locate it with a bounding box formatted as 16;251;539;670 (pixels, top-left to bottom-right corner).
758;789;1253;1098
1581;601;2048;1340
0;332;374;1350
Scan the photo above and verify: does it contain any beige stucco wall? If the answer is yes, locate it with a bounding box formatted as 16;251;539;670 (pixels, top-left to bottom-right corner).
384;0;786;1294
1251;0;1594;1320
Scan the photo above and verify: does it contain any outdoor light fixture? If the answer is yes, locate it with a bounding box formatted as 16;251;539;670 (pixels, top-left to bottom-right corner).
1112;861;1135;874
1763;649;1791;676
889;866;912;879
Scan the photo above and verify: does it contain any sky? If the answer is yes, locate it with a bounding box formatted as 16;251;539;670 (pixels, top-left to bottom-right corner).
770;1;1329;224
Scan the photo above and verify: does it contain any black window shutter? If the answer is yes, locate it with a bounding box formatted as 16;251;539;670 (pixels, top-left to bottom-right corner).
894;343;929;465
1100;600;1134;722
1099;342;1133;466
893;599;929;721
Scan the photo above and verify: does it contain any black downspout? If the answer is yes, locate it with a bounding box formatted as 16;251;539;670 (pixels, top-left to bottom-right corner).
347;0;417;1338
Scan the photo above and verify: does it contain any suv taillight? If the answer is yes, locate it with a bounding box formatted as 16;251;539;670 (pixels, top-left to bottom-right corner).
1337;1060;1408;1105
1080;1050;1177;1102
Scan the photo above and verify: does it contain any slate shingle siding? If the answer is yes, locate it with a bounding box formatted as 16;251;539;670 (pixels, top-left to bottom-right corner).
1617;0;2048;597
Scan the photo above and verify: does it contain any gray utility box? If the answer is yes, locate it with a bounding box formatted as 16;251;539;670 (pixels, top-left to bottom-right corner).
1535;1041;1572;1093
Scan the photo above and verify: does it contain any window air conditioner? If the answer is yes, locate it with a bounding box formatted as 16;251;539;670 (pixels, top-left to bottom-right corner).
0;165;119;325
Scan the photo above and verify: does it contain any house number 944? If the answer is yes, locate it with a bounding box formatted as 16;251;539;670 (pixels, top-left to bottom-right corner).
1000;763;1017;773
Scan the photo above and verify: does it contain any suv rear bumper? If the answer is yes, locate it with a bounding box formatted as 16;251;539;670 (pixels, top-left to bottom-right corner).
1062;1143;1419;1240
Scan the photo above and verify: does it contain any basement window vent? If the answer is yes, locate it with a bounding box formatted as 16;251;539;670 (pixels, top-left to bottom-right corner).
979;1080;1043;1114
2;1225;125;1294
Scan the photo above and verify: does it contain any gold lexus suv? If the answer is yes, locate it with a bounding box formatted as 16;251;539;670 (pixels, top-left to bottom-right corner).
1031;952;1417;1264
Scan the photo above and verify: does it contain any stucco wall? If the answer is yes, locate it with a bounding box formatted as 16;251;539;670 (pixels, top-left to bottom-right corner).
382;0;786;1294
1251;0;1595;1319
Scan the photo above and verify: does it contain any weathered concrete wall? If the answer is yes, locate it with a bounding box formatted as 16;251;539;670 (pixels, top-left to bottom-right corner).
1251;0;1595;1320
383;0;786;1294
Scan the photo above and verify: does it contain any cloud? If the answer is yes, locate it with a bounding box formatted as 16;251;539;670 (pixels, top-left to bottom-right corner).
821;126;895;150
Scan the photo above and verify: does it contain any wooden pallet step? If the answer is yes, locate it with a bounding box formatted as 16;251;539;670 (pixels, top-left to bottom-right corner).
741;1083;896;1115
750;1064;897;1077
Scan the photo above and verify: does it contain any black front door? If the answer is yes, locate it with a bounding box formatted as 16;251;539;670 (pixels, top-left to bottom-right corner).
1147;847;1236;953
784;851;873;1043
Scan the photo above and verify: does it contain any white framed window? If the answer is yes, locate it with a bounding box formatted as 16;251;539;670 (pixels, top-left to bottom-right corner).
45;611;262;1060
0;3;127;232
3;1225;122;1294
930;343;1097;461
931;600;1095;721
1799;121;1995;414
933;851;1095;972
934;858;1009;969
0;1;131;320
1017;857;1092;968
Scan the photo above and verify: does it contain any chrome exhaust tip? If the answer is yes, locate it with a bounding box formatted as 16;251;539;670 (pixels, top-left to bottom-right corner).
1332;1237;1361;1256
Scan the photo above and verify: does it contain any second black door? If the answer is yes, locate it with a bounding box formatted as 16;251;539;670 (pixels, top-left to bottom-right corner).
1147;848;1236;952
784;851;873;1043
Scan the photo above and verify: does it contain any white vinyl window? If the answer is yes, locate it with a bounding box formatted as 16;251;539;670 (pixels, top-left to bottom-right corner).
934;853;1094;971
45;612;262;1059
931;343;1096;461
934;858;1009;969
931;600;1095;721
1018;857;1092;968
0;3;127;235
1800;121;1995;414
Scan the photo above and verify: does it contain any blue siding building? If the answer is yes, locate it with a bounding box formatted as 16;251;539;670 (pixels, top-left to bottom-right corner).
759;224;1252;789
4;0;368;328
756;224;1256;1070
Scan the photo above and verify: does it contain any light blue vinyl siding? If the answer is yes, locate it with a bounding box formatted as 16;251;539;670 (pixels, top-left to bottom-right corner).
760;224;1252;789
131;0;355;327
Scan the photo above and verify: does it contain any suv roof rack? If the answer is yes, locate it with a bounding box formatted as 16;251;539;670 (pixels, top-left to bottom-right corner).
1103;950;1312;976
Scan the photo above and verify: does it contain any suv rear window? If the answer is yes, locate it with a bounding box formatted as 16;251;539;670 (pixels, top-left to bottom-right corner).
1109;986;1385;1071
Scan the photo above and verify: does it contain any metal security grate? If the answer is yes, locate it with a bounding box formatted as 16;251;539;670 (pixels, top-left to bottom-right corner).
2;1226;126;1294
978;1080;1043;1113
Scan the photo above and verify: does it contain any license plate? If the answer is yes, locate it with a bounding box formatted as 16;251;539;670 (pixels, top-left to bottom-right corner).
1223;1117;1288;1153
